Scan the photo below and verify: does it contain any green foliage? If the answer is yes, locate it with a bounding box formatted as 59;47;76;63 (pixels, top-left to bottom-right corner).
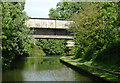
69;2;120;68
49;2;84;19
70;3;102;59
2;2;33;70
29;45;46;56
36;39;67;56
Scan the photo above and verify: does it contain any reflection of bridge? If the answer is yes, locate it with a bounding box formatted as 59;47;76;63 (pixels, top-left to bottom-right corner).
26;18;74;40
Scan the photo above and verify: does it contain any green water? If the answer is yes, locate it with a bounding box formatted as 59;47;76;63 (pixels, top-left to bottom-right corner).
2;56;96;82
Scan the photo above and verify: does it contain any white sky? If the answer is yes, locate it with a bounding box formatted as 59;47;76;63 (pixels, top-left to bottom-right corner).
24;0;61;18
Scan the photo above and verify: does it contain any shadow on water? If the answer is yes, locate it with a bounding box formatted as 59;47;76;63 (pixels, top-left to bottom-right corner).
2;57;26;81
2;56;62;81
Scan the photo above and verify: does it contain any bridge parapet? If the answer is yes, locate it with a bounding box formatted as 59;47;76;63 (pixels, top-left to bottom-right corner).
26;18;73;29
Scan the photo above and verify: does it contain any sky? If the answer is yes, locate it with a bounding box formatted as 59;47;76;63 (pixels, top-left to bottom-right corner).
24;0;61;18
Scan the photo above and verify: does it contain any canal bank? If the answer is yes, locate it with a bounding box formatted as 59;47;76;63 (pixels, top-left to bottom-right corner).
60;56;120;83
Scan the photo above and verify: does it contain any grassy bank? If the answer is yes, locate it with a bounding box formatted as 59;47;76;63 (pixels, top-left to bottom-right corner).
60;56;120;83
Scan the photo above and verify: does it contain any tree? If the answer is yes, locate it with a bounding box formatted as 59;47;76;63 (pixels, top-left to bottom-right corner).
2;2;33;70
49;2;84;19
69;2;120;66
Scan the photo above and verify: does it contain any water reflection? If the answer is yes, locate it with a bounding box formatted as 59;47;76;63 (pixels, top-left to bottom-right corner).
2;56;95;82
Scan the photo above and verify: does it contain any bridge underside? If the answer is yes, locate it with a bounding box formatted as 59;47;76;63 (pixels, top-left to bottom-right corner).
31;28;74;40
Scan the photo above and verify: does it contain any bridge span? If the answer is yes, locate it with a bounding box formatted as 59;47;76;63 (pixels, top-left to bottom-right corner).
26;18;74;40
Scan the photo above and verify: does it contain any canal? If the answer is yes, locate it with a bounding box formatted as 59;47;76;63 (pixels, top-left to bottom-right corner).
2;56;96;82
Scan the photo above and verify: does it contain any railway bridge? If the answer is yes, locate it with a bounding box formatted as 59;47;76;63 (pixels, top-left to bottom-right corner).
26;18;74;40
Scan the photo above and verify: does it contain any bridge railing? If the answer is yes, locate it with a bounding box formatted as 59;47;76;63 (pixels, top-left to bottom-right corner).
26;18;73;29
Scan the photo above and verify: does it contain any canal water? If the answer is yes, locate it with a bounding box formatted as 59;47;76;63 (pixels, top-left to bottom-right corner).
2;56;95;82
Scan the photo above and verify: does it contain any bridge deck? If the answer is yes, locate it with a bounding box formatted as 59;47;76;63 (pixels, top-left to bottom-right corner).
32;35;74;40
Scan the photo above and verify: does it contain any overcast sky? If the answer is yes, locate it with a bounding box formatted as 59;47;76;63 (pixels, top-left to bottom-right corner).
24;0;61;18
